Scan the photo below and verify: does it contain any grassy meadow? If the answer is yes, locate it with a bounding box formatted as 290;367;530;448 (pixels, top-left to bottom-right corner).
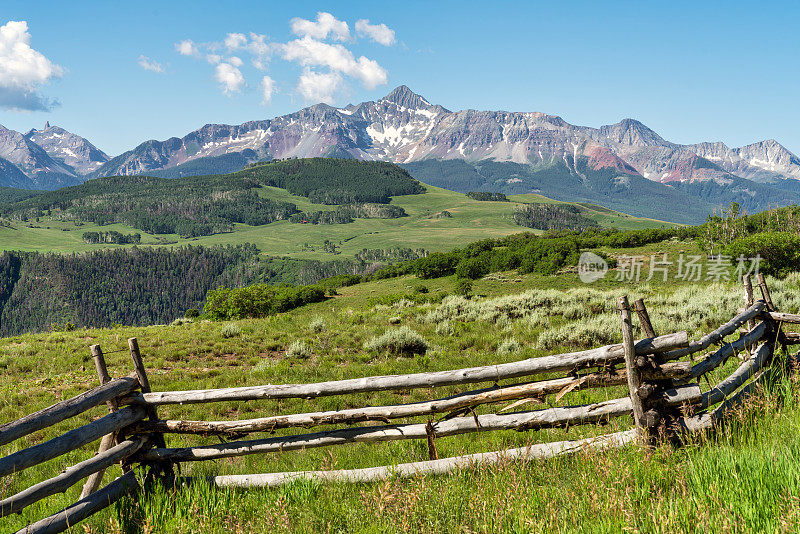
1;236;799;533
0;184;674;259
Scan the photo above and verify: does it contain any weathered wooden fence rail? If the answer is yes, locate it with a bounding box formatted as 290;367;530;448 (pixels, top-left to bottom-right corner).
2;274;798;533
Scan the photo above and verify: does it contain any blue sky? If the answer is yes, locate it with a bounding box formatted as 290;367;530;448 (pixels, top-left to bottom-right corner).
0;0;798;156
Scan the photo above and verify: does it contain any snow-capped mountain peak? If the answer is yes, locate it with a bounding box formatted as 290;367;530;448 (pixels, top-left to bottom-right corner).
25;123;110;175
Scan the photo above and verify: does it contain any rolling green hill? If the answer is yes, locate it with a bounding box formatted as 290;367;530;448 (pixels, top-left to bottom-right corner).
0;159;675;259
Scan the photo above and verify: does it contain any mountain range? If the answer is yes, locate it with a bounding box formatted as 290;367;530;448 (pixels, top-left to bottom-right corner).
2;86;800;223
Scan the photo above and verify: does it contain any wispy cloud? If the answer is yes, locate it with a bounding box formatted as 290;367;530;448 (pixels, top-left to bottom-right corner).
0;20;63;111
137;55;165;73
296;69;341;104
175;39;199;56
260;75;276;105
214;62;245;94
290;12;350;41
355;19;396;46
224;32;247;50
174;12;394;103
282;36;387;90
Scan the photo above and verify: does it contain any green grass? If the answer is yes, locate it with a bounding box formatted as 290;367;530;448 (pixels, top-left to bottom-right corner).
0;185;672;259
1;252;798;533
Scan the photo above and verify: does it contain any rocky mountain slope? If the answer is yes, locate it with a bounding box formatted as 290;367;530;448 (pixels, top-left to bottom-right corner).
82;86;800;190
25;122;109;175
1;86;799;223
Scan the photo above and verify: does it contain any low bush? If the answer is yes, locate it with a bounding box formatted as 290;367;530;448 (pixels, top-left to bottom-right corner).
309;317;326;333
364;326;429;356
455;279;473;298
220;323;241;338
497;338;521;355
724;231;800;278
286;340;311;358
204;283;326;320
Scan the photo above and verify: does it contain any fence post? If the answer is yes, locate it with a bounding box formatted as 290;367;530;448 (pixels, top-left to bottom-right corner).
618;297;648;442
80;345;120;498
129;338;174;480
633;298;656;339
756;273;775;311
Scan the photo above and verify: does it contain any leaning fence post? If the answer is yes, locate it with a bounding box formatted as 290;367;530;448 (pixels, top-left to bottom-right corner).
129;338;174;480
756;273;775;311
633;298;656;339
80;345;120;498
618;297;647;441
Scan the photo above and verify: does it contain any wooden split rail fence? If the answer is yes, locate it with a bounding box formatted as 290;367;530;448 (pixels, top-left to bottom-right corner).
2;273;800;533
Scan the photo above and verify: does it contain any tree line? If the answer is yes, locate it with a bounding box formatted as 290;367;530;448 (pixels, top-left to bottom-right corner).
0;158;426;238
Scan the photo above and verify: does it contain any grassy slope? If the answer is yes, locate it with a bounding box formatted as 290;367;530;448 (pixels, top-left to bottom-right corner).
1;239;798;533
0;185;674;259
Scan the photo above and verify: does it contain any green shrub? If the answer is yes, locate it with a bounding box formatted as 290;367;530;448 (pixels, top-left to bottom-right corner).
497;338;521;356
413;252;460;279
171;317;194;326
454;279;473;298
204;283;326;320
724;232;800;278
286;340;311;358
185;308;200;318
364;326;429;356
220;323;241;338
455;255;491;280
309;317;326;333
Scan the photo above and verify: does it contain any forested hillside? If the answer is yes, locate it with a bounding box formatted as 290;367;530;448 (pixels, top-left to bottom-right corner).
0;246;266;335
0;245;425;336
0;159;426;238
240;158;425;203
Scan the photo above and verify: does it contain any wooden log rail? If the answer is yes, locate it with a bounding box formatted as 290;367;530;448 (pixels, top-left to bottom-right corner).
191;430;637;489
0;437;146;517
144;362;692;436
681;367;777;433
0;406;147;479
699;342;773;410
660;301;766;361
765;311;800;324
0;375;139;448
129;331;688;406
140;385;699;464
13;470;140;534
690;321;768;378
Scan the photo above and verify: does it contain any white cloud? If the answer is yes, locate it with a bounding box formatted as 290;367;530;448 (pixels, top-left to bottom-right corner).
175;39;199;56
290;12;350;41
214;62;245;94
260;75;275;104
175;13;391;104
355;19;396;46
247;33;274;70
224;32;247;50
296;69;341;104
282;36;387;90
0;20;63;111
137;55;165;73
